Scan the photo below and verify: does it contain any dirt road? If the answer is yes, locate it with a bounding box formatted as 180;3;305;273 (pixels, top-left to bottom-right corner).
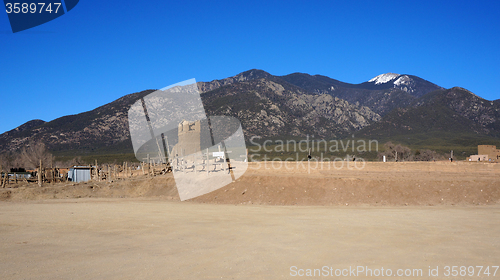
1;199;499;279
1;161;498;279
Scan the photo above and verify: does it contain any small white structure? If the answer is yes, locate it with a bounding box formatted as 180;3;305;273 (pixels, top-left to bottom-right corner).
468;155;488;162
212;152;225;158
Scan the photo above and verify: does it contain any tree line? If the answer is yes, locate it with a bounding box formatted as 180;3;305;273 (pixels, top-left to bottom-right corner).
378;141;444;162
0;140;83;171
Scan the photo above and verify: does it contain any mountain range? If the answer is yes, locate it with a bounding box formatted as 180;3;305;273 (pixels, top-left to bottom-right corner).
1;69;499;160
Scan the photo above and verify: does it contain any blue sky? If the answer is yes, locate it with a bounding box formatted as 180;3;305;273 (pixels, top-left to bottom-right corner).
1;0;499;134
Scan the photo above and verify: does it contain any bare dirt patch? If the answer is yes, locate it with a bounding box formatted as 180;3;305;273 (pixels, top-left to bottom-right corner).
1;161;499;206
0;200;498;279
193;161;500;206
0;161;498;279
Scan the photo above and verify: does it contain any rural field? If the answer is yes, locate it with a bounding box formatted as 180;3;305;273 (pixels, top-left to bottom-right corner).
1;161;499;279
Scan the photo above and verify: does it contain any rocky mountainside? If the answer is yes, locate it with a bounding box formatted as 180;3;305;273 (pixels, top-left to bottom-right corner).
415;87;500;136
0;69;497;158
11;119;46;133
0;90;154;155
197;69;272;93
280;72;443;116
200;76;380;139
356;87;500;142
0;70;381;155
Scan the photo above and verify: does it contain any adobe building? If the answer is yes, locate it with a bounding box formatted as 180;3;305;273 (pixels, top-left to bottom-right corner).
467;145;500;162
478;145;500;161
171;120;202;156
468;155;488;162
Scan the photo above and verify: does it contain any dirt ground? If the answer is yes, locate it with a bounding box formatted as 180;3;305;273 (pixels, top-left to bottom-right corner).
0;200;499;279
1;161;499;206
0;161;499;279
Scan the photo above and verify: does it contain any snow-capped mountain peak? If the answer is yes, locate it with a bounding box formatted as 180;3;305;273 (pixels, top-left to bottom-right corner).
368;73;400;84
394;75;411;86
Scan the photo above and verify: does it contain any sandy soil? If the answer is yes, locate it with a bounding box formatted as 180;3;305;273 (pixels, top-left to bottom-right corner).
1;200;499;279
0;161;499;279
1;161;499;206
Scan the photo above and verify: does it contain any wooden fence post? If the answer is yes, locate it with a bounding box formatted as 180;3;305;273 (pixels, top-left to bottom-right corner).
2;171;6;188
38;159;42;187
94;160;98;181
0;164;2;188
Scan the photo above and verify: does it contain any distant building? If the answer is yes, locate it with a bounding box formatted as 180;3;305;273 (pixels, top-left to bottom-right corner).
68;166;93;182
468;155;488;162
171;120;202;156
478;145;500;161
467;145;500;162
